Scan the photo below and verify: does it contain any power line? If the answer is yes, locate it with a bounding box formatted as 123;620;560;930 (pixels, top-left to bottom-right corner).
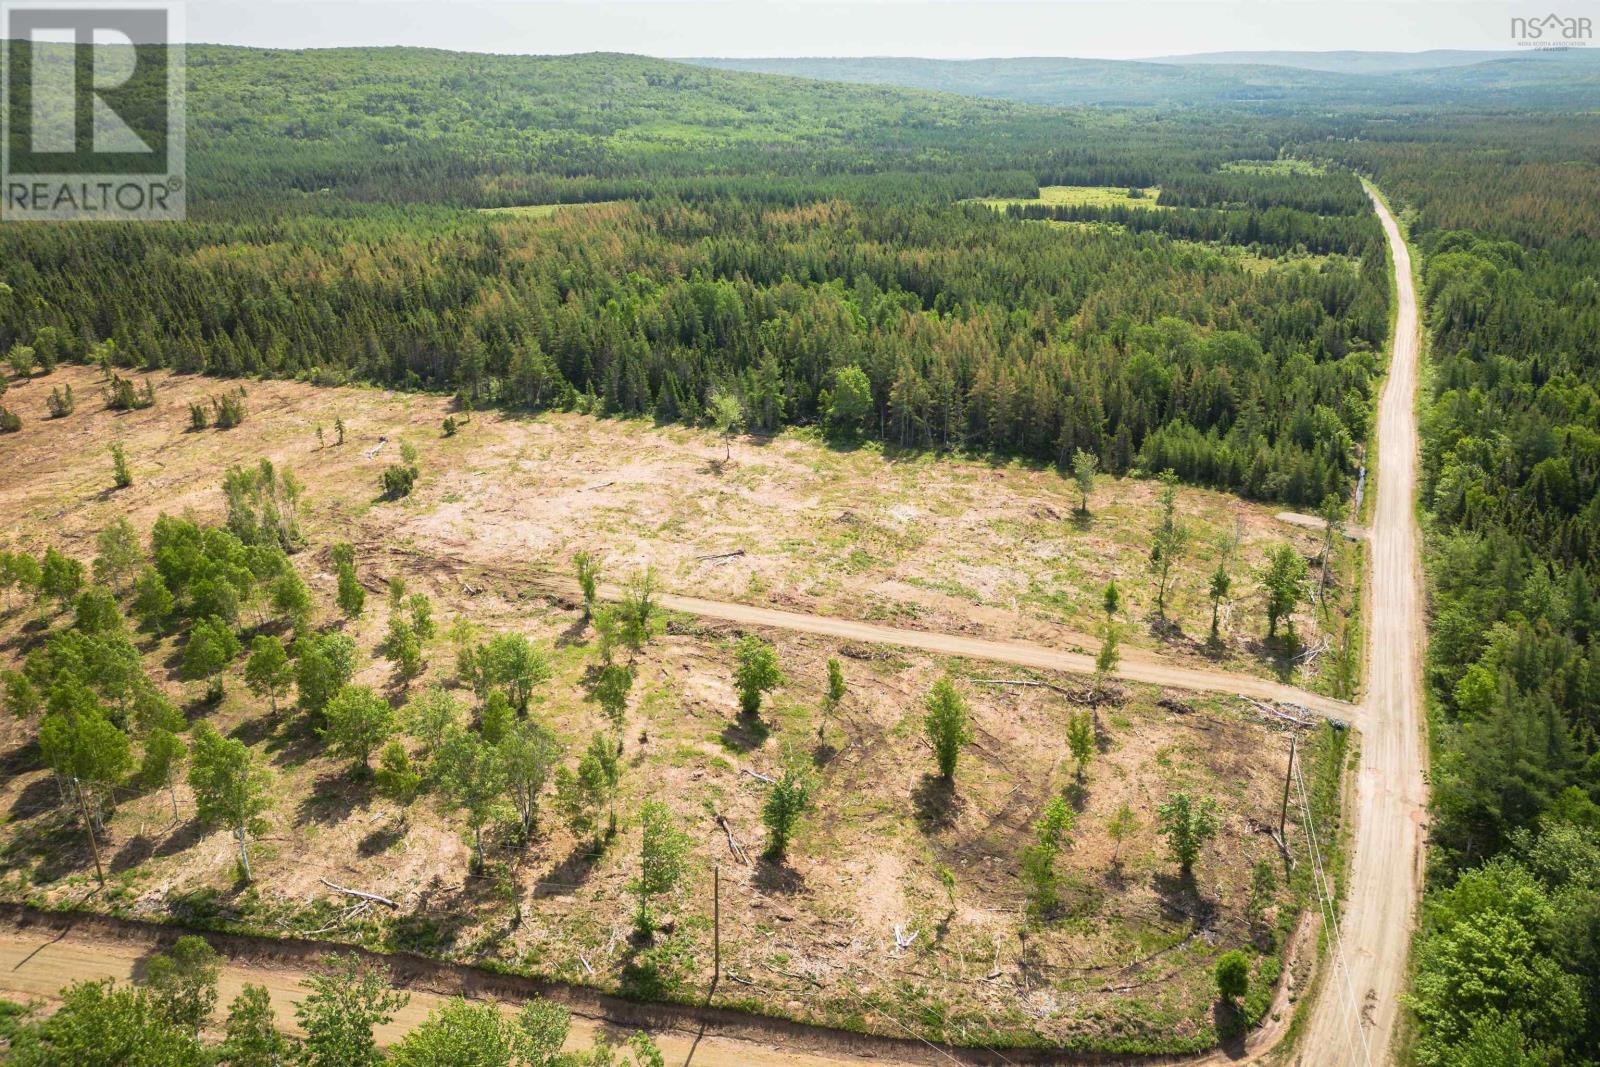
1293;756;1373;1067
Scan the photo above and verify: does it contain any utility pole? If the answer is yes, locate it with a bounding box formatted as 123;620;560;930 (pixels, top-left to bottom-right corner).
1278;732;1298;842
712;863;721;990
74;779;106;889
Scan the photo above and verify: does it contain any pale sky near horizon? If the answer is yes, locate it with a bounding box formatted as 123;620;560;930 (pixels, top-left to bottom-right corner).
180;1;1568;59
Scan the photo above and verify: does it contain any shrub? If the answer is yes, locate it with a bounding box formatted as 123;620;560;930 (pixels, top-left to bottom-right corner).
46;383;75;418
212;391;247;429
380;463;417;498
1215;950;1250;1002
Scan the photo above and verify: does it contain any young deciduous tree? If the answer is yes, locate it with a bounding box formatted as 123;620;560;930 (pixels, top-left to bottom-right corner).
183;616;240;700
1107;801;1139;866
923;675;973;781
479;632;550;713
389;999;512;1067
1262;542;1309;641
141;726;186;822
733;635;782;717
591;606;620;666
294;632;356;717
1208;560;1232;646
631;800;690;935
555;731;620;849
12;976;204;1066
761;754;816;861
1214;949;1249;1004
403;685;460;753
144;936;219;1038
432;727;506;870
1066;710;1094;781
92;517;141;591
385;616;422;682
373;741;422;802
1;550;41;607
1156;791;1219;877
188;722;271;882
593;663;633;741
40;546;85;610
825;365;872;437
1072;448;1098;514
1147;471;1190;621
218;983;294;1067
39;703;131;886
499;715;562;837
110;442;132;489
320;685;395;772
618;568;658;655
1316;492;1344;603
573;550;601;619
74;586;122;634
270;568;313;633
513;1000;572;1067
706;386;744;461
480;690;514;745
1022;796;1074;914
333;544;365;619
243;635;292;716
132;566;175;633
294;955;408;1067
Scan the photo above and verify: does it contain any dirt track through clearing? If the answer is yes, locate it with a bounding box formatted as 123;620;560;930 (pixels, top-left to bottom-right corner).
577;581;1359;724
0;914;888;1067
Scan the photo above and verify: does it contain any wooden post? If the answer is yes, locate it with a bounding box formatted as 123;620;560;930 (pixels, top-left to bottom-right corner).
713;863;721;987
1278;732;1298;840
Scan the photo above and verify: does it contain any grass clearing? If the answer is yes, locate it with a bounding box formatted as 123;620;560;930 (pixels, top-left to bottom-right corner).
973;184;1166;211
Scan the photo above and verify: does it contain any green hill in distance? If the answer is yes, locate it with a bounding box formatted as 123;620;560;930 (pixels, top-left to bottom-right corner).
686;50;1600;108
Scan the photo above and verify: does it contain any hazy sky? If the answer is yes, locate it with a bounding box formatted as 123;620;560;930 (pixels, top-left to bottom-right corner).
184;1;1559;58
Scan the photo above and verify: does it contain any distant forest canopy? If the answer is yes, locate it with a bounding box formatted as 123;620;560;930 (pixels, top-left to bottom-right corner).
0;48;1402;507
0;46;1593;523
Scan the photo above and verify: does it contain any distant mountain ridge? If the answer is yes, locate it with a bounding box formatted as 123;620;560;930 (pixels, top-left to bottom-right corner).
1146;49;1535;74
686;50;1600;108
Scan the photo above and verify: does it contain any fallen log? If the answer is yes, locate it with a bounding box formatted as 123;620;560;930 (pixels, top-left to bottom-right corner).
974;677;1078;697
318;878;399;909
715;812;751;864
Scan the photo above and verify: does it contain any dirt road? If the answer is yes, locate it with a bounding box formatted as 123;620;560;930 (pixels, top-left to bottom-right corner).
1293;189;1429;1065
0;917;883;1067
584;583;1359;724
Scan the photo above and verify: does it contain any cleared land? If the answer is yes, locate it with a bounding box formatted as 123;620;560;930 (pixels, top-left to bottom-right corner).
974;185;1167;211
0;367;1350;1054
0;366;1359;697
